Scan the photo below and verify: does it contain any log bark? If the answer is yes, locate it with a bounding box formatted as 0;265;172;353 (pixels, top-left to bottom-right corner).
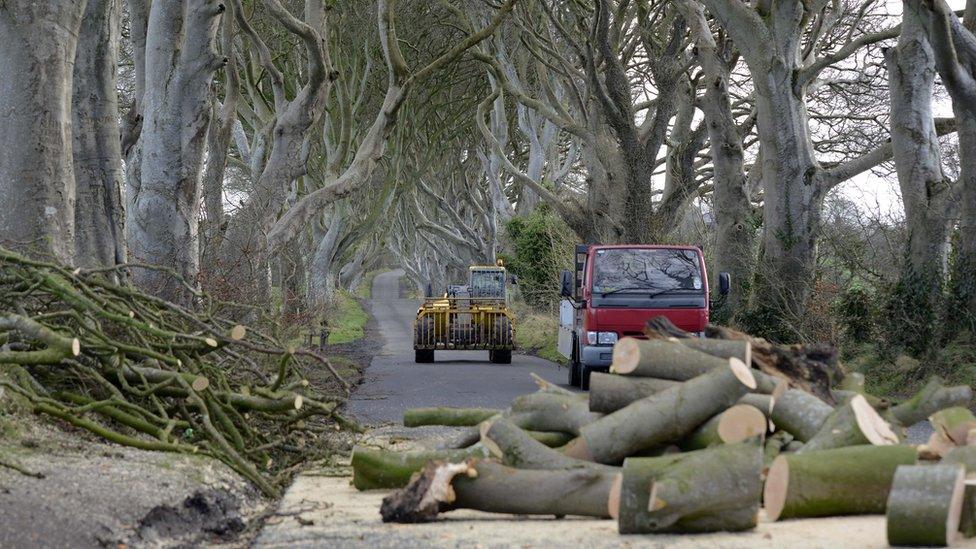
931;406;976;446
679;404;767;451
588;373;678;414
509;392;601;436
610;338;729;379
565;358;756;464
886;464;966;546
614;442;762;533
763;445;918;520
480;418;615;471
770;389;834;442
351;444;491;490
403;407;502;427
942;446;976;538
676;338;751;365
380;459;616;522
887;377;974;428
799;395;899;452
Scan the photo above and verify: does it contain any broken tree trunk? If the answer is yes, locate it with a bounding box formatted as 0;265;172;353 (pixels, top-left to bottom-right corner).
588;373;679;414
680;404;767;451
480;418;615;471
380;459;617;522
610;338;729;379
799;395;899;453
942;446;976;538
886;464;966;546
403;407;502;427
351;444;491;490
770;389;834;442
931;406;976;446
886;377;973;428
613;442;762;533
564;358;756;464
763;445;918;520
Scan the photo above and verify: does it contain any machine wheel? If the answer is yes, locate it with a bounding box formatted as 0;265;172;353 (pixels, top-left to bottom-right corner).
415;349;435;363
580;365;593;391
568;337;581;387
490;349;512;364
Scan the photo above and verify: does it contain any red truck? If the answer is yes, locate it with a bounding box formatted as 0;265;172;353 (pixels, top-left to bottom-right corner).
557;244;730;389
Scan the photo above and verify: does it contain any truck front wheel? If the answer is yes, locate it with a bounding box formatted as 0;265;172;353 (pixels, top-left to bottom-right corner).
568;337;582;387
580;365;593;390
415;349;434;363
490;349;512;364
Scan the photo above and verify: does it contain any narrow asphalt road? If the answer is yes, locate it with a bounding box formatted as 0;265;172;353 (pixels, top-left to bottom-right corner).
346;269;567;425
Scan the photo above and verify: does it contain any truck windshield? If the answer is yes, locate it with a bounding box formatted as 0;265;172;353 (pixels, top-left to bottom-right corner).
592;248;703;295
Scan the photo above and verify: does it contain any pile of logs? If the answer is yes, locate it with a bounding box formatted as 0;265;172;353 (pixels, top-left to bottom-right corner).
0;248;355;497
354;319;976;546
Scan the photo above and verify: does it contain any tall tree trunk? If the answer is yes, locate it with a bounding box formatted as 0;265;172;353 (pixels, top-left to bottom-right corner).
0;0;88;263
72;0;126;270
128;0;223;303
885;5;954;353
750;65;824;339
679;0;755;320
908;0;976;337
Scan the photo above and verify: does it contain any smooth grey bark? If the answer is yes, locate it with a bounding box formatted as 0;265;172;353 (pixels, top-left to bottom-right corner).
127;0;224;302
908;0;976;336
884;4;954;350
679;0;755;318
0;0;87;263
72;0;126;270
201;2;239;274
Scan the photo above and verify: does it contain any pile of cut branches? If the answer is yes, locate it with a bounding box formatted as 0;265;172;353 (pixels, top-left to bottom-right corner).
354;318;976;546
0;248;356;497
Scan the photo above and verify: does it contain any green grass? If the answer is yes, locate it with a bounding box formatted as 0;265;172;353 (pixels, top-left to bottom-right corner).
326;290;369;344
512;302;564;364
846;335;976;399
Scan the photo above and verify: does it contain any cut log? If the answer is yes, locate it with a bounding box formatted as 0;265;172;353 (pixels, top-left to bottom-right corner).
380;459;617;522
931;406;976;446
509;392;602;435
610;338;729;379
886;464;966;546
564;358;756;464
799;395;899;452
838;372;865;392
680;404;767;451
676;337;751;366
403;407;502;427
763;431;793;468
831;389;891;410
887;377;973;428
479;418;615;471
614;442;762;533
942;446;976;538
763;445;918;520
770;389;833;442
588;373;678;414
351;444;491;490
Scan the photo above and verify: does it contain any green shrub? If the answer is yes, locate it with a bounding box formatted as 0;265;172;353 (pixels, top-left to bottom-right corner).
503;207;575;310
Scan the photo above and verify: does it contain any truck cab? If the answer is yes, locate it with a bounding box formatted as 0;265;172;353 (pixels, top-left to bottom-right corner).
557;244;730;389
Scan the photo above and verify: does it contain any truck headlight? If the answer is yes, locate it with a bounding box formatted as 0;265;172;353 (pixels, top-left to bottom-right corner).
587;331;617;345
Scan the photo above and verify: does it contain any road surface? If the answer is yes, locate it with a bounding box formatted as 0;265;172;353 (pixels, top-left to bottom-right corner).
346;269;567;425
254;269;893;548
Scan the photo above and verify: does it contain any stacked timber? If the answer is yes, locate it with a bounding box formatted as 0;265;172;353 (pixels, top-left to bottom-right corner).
352;318;976;545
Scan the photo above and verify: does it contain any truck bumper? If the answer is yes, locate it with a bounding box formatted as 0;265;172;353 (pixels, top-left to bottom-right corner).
580;345;613;369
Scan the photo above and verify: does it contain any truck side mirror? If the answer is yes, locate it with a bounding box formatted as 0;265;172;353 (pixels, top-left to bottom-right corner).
424;282;433;298
560;270;573;298
718;272;731;296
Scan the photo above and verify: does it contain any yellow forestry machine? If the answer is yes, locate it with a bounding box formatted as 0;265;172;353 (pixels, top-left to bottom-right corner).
413;260;515;364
